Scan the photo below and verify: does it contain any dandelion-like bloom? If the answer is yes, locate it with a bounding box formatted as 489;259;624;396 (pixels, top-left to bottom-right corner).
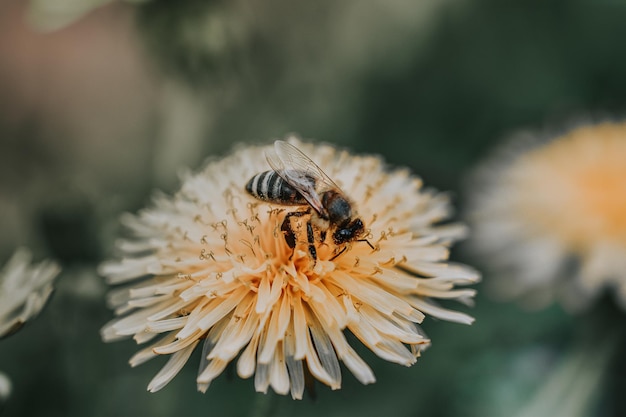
468;122;626;311
100;137;478;398
0;248;60;338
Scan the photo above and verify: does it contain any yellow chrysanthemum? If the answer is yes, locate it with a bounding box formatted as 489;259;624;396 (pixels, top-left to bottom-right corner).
468;122;626;310
100;137;478;398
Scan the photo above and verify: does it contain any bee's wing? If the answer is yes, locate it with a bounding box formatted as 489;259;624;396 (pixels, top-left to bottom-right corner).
274;140;343;192
266;140;339;216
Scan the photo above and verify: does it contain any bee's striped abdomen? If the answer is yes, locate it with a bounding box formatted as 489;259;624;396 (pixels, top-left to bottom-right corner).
246;170;309;205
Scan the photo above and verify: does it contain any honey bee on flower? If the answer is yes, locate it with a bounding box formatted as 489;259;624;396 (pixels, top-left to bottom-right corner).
245;140;373;264
100;136;479;399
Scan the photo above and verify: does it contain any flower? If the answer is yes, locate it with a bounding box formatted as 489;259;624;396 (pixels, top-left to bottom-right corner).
0;248;60;339
467;122;626;311
100;136;478;399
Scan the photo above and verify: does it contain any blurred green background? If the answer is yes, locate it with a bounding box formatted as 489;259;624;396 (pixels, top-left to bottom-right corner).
1;0;626;416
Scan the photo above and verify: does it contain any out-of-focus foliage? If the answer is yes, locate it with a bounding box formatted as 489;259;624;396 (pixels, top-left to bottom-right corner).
133;0;455;152
1;0;626;416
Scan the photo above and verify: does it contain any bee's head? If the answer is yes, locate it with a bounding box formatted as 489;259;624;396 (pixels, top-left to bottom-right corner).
333;218;364;244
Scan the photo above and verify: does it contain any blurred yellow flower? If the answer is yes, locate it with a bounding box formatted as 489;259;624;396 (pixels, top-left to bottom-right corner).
468;122;626;310
0;248;60;339
101;137;478;398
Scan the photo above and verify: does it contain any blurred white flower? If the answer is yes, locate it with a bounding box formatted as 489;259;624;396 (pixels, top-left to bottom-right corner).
0;371;10;403
101;137;478;398
468;122;626;311
0;248;60;338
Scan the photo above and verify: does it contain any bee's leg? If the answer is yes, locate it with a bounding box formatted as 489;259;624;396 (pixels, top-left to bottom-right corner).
280;218;297;259
281;209;310;259
306;221;317;265
328;239;373;261
329;245;347;261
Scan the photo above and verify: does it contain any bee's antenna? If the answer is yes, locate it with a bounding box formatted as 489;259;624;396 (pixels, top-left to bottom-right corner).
358;238;375;250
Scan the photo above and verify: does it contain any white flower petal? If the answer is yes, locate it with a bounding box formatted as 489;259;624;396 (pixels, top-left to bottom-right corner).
147;341;198;392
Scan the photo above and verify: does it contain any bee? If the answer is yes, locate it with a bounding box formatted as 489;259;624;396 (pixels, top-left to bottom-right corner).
245;140;373;262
